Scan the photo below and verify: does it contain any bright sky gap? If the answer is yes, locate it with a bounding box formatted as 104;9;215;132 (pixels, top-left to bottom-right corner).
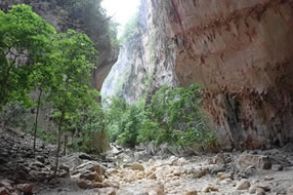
101;0;140;36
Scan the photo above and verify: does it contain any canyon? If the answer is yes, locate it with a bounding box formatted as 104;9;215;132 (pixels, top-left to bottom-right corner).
1;0;293;194
2;0;293;150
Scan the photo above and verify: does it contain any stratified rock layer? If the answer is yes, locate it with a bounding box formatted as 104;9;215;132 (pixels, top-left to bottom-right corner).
166;0;293;149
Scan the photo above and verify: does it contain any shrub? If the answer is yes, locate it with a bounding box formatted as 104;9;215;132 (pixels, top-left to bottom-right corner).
106;84;217;151
105;98;146;147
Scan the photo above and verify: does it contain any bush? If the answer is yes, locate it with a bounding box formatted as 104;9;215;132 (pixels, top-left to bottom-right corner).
105;84;217;151
105;98;146;147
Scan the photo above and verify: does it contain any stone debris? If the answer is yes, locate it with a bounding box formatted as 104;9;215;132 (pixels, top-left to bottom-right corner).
1;130;293;194
236;179;251;190
237;154;272;170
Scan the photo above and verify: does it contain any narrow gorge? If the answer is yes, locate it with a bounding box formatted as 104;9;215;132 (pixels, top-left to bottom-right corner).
1;0;293;194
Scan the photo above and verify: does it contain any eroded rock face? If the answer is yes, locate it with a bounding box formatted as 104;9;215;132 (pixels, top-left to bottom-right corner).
101;0;178;103
165;0;293;149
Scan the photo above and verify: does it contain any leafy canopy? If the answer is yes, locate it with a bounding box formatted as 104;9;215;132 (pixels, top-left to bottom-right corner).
0;4;55;108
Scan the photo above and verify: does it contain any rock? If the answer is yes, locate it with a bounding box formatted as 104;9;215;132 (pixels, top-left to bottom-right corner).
59;164;70;173
0;187;9;195
264;176;273;181
255;187;266;195
80;171;99;181
36;155;45;164
192;167;208;178
185;190;197;195
220;178;233;185
241;165;257;177
287;185;293;194
147;173;157;180
211;153;226;164
168;156;178;165
31;161;45;168
97;187;117;195
248;185;257;194
73;161;107;189
228;192;242;195
236;179;251;190
217;172;232;180
0;180;13;191
129;163;145;171
117;181;164;195
202;184;219;192
16;183;33;194
78;153;94;161
77;179;105;189
272;164;283;171
61;153;83;171
237;154;272;170
74;161;106;175
255;183;270;192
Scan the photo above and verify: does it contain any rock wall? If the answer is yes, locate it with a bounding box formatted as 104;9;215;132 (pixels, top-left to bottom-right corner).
167;0;293;149
103;0;293;149
101;0;177;103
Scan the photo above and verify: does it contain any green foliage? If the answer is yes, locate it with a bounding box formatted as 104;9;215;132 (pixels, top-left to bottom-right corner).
0;4;55;109
106;85;217;151
148;84;216;149
68;103;108;153
0;5;108;155
105;98;146;147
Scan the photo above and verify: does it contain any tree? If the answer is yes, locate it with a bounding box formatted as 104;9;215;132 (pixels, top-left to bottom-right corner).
0;5;55;110
0;5;110;175
46;30;97;176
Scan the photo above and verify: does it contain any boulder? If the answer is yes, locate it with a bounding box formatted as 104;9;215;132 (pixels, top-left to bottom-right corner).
15;183;33;194
236;179;250;190
72;161;107;189
237;154;272;170
0;187;9;195
117;181;164;195
287;185;293;194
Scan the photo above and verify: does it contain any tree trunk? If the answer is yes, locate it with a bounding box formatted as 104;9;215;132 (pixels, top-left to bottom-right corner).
53;111;64;177
33;88;43;154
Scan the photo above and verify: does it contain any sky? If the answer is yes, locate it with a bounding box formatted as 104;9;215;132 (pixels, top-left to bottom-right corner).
101;0;140;36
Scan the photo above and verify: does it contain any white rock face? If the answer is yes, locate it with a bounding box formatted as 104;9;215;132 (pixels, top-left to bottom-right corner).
101;0;177;104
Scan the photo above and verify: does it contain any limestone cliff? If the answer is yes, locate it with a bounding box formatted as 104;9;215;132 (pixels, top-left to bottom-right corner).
169;0;293;149
101;0;177;103
103;0;293;149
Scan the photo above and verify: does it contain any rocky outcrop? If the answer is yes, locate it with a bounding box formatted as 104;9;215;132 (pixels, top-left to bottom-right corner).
103;0;293;149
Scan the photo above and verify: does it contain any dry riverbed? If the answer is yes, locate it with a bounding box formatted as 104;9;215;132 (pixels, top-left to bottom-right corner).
0;129;293;195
